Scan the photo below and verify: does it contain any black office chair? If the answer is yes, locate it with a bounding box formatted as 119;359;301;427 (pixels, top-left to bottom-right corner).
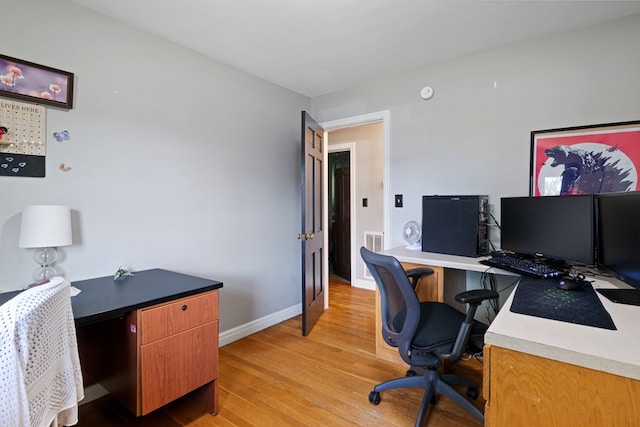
360;247;498;426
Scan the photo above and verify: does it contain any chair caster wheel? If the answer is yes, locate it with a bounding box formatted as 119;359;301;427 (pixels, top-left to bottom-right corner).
369;391;381;405
466;386;479;400
406;370;417;377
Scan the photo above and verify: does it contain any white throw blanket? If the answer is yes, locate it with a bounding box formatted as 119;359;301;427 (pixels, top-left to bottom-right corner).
0;277;84;426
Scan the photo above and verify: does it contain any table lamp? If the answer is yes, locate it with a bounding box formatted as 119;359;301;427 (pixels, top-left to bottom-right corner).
19;205;72;282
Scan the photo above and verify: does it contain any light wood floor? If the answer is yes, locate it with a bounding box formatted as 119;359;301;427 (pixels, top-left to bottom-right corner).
78;280;485;426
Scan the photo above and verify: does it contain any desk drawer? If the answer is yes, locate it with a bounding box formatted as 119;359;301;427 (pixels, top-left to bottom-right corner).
140;291;218;345
140;320;218;415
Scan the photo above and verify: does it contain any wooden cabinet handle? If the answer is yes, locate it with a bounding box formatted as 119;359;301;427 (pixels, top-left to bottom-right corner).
181;305;187;311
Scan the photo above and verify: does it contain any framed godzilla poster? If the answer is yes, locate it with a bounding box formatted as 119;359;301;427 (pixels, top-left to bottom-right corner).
530;120;640;196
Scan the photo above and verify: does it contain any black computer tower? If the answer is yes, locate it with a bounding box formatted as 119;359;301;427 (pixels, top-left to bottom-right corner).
421;195;490;257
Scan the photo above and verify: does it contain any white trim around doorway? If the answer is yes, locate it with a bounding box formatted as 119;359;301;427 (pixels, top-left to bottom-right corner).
320;110;390;298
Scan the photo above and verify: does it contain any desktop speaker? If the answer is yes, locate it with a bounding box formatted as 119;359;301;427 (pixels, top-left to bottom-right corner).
421;195;490;257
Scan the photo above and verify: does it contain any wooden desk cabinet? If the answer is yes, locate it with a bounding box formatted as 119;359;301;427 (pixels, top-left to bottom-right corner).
375;262;443;363
83;289;220;416
484;274;640;427
483;345;640;426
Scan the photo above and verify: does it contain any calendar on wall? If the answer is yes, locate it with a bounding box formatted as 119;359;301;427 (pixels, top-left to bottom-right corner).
0;99;46;177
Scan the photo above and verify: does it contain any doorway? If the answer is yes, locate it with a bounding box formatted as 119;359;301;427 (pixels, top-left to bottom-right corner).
328;150;351;282
322;110;389;298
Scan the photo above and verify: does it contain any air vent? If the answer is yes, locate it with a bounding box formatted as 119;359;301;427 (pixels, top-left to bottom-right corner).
363;231;384;279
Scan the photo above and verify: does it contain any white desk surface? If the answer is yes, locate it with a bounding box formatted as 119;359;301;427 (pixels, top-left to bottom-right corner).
381;246;498;273
382;246;640;381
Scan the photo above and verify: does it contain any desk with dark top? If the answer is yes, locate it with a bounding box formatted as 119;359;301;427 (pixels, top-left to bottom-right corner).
70;268;222;327
0;268;223;417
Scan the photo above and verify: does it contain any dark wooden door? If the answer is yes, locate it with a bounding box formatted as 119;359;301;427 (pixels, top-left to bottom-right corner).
300;111;325;336
333;158;351;281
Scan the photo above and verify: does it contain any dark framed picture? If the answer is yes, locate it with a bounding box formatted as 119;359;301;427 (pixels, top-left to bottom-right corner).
0;54;74;109
530;120;640;196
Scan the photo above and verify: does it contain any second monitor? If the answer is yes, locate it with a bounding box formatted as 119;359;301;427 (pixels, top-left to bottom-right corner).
500;194;595;266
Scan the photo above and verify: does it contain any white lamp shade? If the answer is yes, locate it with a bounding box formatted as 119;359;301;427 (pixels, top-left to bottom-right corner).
19;205;72;248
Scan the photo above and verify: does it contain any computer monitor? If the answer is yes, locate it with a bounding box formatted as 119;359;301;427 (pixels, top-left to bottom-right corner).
596;191;640;301
500;194;595;266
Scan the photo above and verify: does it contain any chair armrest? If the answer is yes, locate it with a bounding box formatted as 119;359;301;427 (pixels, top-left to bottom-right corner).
406;267;434;279
444;289;500;360
455;289;499;306
405;267;434;289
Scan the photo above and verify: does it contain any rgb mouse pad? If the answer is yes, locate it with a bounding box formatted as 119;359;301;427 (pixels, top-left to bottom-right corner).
510;277;616;330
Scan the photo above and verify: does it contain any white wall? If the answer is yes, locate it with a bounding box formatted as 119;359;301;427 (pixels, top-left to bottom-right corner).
4;2;640;340
312;13;640;249
0;0;310;334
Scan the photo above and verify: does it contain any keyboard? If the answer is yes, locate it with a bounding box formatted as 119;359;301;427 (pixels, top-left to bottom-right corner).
480;253;565;278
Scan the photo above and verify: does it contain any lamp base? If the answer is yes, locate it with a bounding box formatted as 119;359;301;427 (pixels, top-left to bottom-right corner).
32;247;59;281
33;265;58;282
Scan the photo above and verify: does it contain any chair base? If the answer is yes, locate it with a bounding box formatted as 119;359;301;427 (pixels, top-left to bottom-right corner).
371;368;484;427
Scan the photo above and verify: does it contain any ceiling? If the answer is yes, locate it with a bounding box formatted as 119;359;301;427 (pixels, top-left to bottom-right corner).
72;0;640;97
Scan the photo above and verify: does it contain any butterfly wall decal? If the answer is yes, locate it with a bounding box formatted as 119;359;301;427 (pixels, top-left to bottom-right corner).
53;130;70;142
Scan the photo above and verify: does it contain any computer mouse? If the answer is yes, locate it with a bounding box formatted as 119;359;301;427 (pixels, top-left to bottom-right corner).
558;278;582;291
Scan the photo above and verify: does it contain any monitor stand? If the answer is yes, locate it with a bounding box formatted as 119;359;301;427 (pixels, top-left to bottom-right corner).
596;288;640;306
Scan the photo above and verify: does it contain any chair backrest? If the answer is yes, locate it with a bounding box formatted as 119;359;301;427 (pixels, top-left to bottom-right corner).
0;277;83;427
360;247;421;358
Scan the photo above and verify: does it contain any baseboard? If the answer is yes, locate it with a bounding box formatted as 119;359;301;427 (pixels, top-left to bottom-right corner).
219;303;301;347
352;277;375;291
218;280;374;347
